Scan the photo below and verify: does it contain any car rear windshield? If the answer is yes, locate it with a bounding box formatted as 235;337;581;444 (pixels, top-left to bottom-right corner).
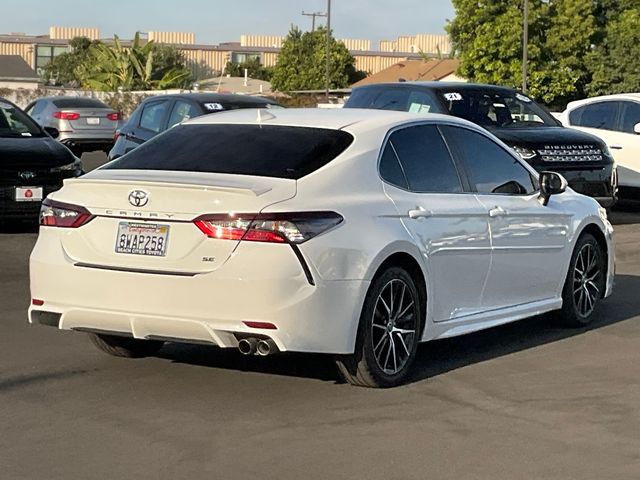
52;98;109;109
105;124;354;179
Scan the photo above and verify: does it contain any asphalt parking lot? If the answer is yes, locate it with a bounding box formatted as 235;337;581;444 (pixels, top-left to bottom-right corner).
2;152;640;479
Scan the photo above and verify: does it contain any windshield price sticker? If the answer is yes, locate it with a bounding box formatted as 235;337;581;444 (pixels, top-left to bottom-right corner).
515;93;531;103
444;92;463;101
203;103;225;111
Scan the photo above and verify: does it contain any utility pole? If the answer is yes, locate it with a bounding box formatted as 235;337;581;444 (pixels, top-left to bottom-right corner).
325;0;331;99
301;11;326;31
522;0;529;93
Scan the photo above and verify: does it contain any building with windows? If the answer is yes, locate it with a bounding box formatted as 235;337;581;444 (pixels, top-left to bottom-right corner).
0;27;452;82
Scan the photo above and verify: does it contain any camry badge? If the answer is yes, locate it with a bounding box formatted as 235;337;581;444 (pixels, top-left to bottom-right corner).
128;190;149;207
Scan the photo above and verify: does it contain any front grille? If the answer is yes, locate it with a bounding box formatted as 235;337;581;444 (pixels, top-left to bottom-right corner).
537;144;603;163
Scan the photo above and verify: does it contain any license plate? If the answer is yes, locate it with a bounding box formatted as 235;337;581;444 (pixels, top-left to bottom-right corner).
15;186;43;202
87;117;100;125
115;222;169;257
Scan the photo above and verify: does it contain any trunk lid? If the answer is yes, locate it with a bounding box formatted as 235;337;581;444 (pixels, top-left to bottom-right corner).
52;169;296;274
62;108;117;131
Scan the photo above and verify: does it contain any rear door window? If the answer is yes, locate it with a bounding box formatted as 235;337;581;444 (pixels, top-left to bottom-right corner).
139;101;170;133
388;124;462;193
379;143;408;189
620;101;640;134
571;101;621;130
106;124;354;179
442;126;536;195
167;100;201;128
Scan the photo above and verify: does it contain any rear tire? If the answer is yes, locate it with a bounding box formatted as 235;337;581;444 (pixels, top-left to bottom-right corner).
89;333;164;358
559;233;605;327
336;267;422;388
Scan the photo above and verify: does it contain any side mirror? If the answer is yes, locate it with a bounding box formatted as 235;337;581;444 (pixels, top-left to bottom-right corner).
634;122;640;134
539;171;567;206
44;126;59;139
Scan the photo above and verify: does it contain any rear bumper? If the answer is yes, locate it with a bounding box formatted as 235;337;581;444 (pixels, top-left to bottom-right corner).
29;234;367;354
59;132;114;152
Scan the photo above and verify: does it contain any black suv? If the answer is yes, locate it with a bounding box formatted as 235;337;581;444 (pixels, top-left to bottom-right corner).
108;93;282;160
345;82;617;207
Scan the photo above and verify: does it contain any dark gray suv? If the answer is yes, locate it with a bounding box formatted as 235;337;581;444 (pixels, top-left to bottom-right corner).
108;93;282;160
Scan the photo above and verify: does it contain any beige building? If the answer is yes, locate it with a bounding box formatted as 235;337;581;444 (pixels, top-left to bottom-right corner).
0;27;452;83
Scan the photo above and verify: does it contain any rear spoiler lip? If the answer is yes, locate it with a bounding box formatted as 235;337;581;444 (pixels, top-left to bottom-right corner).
64;169;292;196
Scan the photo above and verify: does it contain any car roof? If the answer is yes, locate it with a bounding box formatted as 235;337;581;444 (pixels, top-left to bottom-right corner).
353;81;518;94
566;93;640;110
140;92;280;105
187;107;478;134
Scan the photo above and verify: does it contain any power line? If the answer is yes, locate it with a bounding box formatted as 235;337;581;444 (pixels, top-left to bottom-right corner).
301;10;327;32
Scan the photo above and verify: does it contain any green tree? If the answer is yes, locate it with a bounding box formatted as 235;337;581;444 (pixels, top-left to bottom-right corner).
42;37;99;86
271;26;366;91
225;57;274;81
587;5;640;95
447;0;606;106
80;33;193;91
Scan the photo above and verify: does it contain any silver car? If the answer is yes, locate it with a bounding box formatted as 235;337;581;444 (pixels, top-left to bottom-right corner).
25;96;119;156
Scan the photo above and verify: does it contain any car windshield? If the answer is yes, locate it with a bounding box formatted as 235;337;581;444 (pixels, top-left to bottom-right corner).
0;100;43;138
439;90;558;128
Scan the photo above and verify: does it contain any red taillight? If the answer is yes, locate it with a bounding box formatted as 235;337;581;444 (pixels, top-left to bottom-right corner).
39;199;93;228
31;299;45;306
53;111;80;120
107;112;120;121
193;212;343;244
113;131;121;142
243;321;277;330
194;215;253;240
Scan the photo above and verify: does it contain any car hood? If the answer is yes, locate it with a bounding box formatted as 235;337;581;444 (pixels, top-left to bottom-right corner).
0;136;76;168
488;126;606;147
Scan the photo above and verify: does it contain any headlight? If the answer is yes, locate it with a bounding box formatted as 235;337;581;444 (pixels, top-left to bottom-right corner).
51;159;83;173
512;146;537;160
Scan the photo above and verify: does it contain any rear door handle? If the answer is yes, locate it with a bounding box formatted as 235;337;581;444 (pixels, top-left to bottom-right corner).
488;206;507;217
408;207;433;219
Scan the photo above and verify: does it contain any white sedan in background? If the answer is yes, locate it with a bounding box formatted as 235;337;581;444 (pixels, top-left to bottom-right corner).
558;94;640;194
29;109;614;387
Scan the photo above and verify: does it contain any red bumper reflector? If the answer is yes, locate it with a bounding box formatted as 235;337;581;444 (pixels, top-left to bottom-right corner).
243;321;277;330
32;299;44;306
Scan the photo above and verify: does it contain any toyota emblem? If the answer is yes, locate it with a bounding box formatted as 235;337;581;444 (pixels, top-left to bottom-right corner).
128;189;149;207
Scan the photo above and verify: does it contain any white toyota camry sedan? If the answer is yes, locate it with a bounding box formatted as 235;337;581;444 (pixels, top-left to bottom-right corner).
29;108;615;387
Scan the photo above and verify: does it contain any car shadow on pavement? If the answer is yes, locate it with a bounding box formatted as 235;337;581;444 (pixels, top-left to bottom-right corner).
155;273;640;386
156;344;339;382
0;221;38;234
407;273;640;385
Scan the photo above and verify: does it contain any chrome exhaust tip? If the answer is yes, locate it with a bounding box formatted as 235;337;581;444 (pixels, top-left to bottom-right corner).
256;339;277;356
238;337;258;355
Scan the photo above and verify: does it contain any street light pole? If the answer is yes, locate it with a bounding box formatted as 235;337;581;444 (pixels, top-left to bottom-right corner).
522;0;529;93
325;0;331;99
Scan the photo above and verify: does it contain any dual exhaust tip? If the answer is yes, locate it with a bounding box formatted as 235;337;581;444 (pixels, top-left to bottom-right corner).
238;337;278;356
